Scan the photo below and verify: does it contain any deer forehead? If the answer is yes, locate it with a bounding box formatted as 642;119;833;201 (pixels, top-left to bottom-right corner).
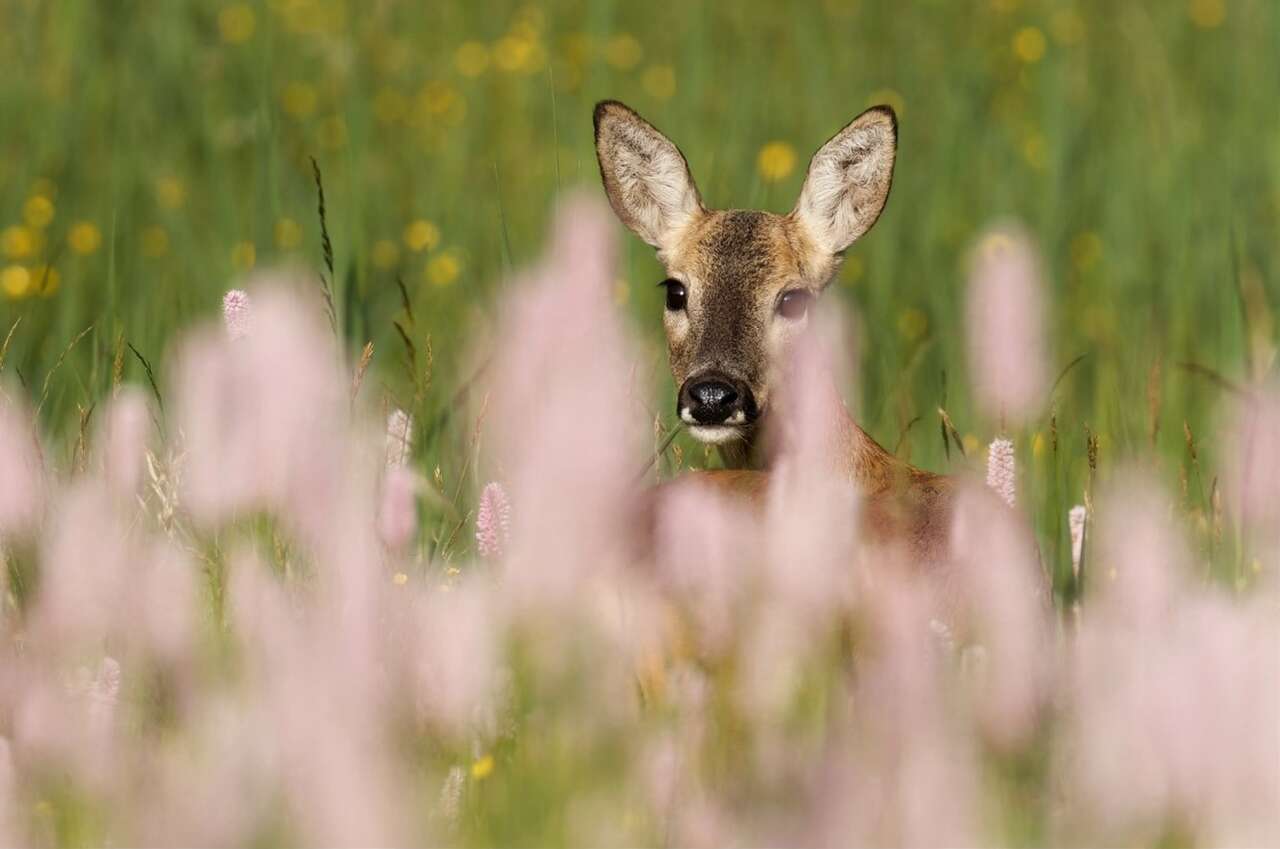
666;210;831;295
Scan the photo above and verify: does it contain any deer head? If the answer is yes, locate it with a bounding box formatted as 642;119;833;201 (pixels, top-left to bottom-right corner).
593;100;897;449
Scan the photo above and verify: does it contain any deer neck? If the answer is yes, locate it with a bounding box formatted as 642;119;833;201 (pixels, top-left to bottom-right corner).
715;403;905;497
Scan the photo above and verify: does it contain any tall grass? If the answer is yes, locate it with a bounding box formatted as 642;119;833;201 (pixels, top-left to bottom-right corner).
0;197;1276;846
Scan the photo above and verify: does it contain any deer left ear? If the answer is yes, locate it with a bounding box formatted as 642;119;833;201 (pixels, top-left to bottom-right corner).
594;100;704;252
792;105;897;255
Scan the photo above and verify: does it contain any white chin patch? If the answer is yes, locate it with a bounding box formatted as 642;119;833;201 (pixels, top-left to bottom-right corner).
688;425;743;445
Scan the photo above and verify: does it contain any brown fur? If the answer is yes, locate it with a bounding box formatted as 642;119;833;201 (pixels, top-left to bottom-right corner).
594;100;961;566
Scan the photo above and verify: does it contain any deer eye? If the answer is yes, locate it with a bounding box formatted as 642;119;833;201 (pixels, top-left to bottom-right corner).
660;279;687;312
777;289;814;321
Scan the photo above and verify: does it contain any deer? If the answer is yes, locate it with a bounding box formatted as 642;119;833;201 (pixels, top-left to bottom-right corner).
594;100;1038;575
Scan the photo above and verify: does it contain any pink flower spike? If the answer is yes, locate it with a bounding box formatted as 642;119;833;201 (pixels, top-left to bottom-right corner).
475;481;511;559
986;436;1016;508
377;466;419;552
966;225;1048;424
222;289;251;340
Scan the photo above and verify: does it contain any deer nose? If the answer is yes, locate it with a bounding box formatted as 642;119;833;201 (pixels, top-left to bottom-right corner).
679;374;755;426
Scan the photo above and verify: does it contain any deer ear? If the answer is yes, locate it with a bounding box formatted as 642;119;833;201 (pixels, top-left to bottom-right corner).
792;105;897;254
594;100;704;251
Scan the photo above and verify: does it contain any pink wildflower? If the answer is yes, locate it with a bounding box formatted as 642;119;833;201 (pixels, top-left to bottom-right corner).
475;481;510;558
0;393;43;535
986;436;1016;508
966;226;1049;424
377;466;418;552
222;289;251;340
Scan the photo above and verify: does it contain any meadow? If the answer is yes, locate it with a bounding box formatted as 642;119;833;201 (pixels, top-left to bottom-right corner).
0;0;1278;845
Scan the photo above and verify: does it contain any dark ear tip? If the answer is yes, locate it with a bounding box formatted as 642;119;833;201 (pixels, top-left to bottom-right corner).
864;104;898;137
593;100;632;133
860;104;901;136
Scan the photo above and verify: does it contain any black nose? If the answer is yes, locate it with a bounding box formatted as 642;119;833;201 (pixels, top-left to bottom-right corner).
679;374;756;426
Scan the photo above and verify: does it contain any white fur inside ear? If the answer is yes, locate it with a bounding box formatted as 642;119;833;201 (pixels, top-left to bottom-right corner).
598;110;702;249
794;114;896;254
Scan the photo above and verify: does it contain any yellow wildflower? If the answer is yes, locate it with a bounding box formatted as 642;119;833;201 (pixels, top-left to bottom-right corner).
1;265;31;299
605;34;643;70
231;241;256;271
897;307;929;342
156;176;186;210
218;3;256;44
2;226;35;260
392;572;408;586
1013;26;1047;63
142;226;170;258
275;217;302;250
756;141;797;182
471;754;495;780
1189;0;1226;28
403;220;440;253
23;195;55;229
68;222;101;255
427;250;461;287
419;81;459;115
455;41;490;77
642;65;676;100
962;433;981;456
371;238;400;270
492;34;544;74
281;82;318;118
1032;431;1046;458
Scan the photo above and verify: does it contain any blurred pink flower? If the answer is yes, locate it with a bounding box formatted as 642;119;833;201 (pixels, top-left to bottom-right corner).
966;226;1049;424
482;193;646;603
1222;384;1280;533
377;465;418;552
410;580;498;737
175;278;352;542
1060;474;1280;845
0;392;44;536
222;289;251;340
949;481;1050;750
87;656;121;730
475;481;510;559
985;436;1016;508
97;388;152;498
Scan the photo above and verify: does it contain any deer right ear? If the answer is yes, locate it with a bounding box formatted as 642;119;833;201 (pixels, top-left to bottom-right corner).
594;100;704;251
792;105;898;255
